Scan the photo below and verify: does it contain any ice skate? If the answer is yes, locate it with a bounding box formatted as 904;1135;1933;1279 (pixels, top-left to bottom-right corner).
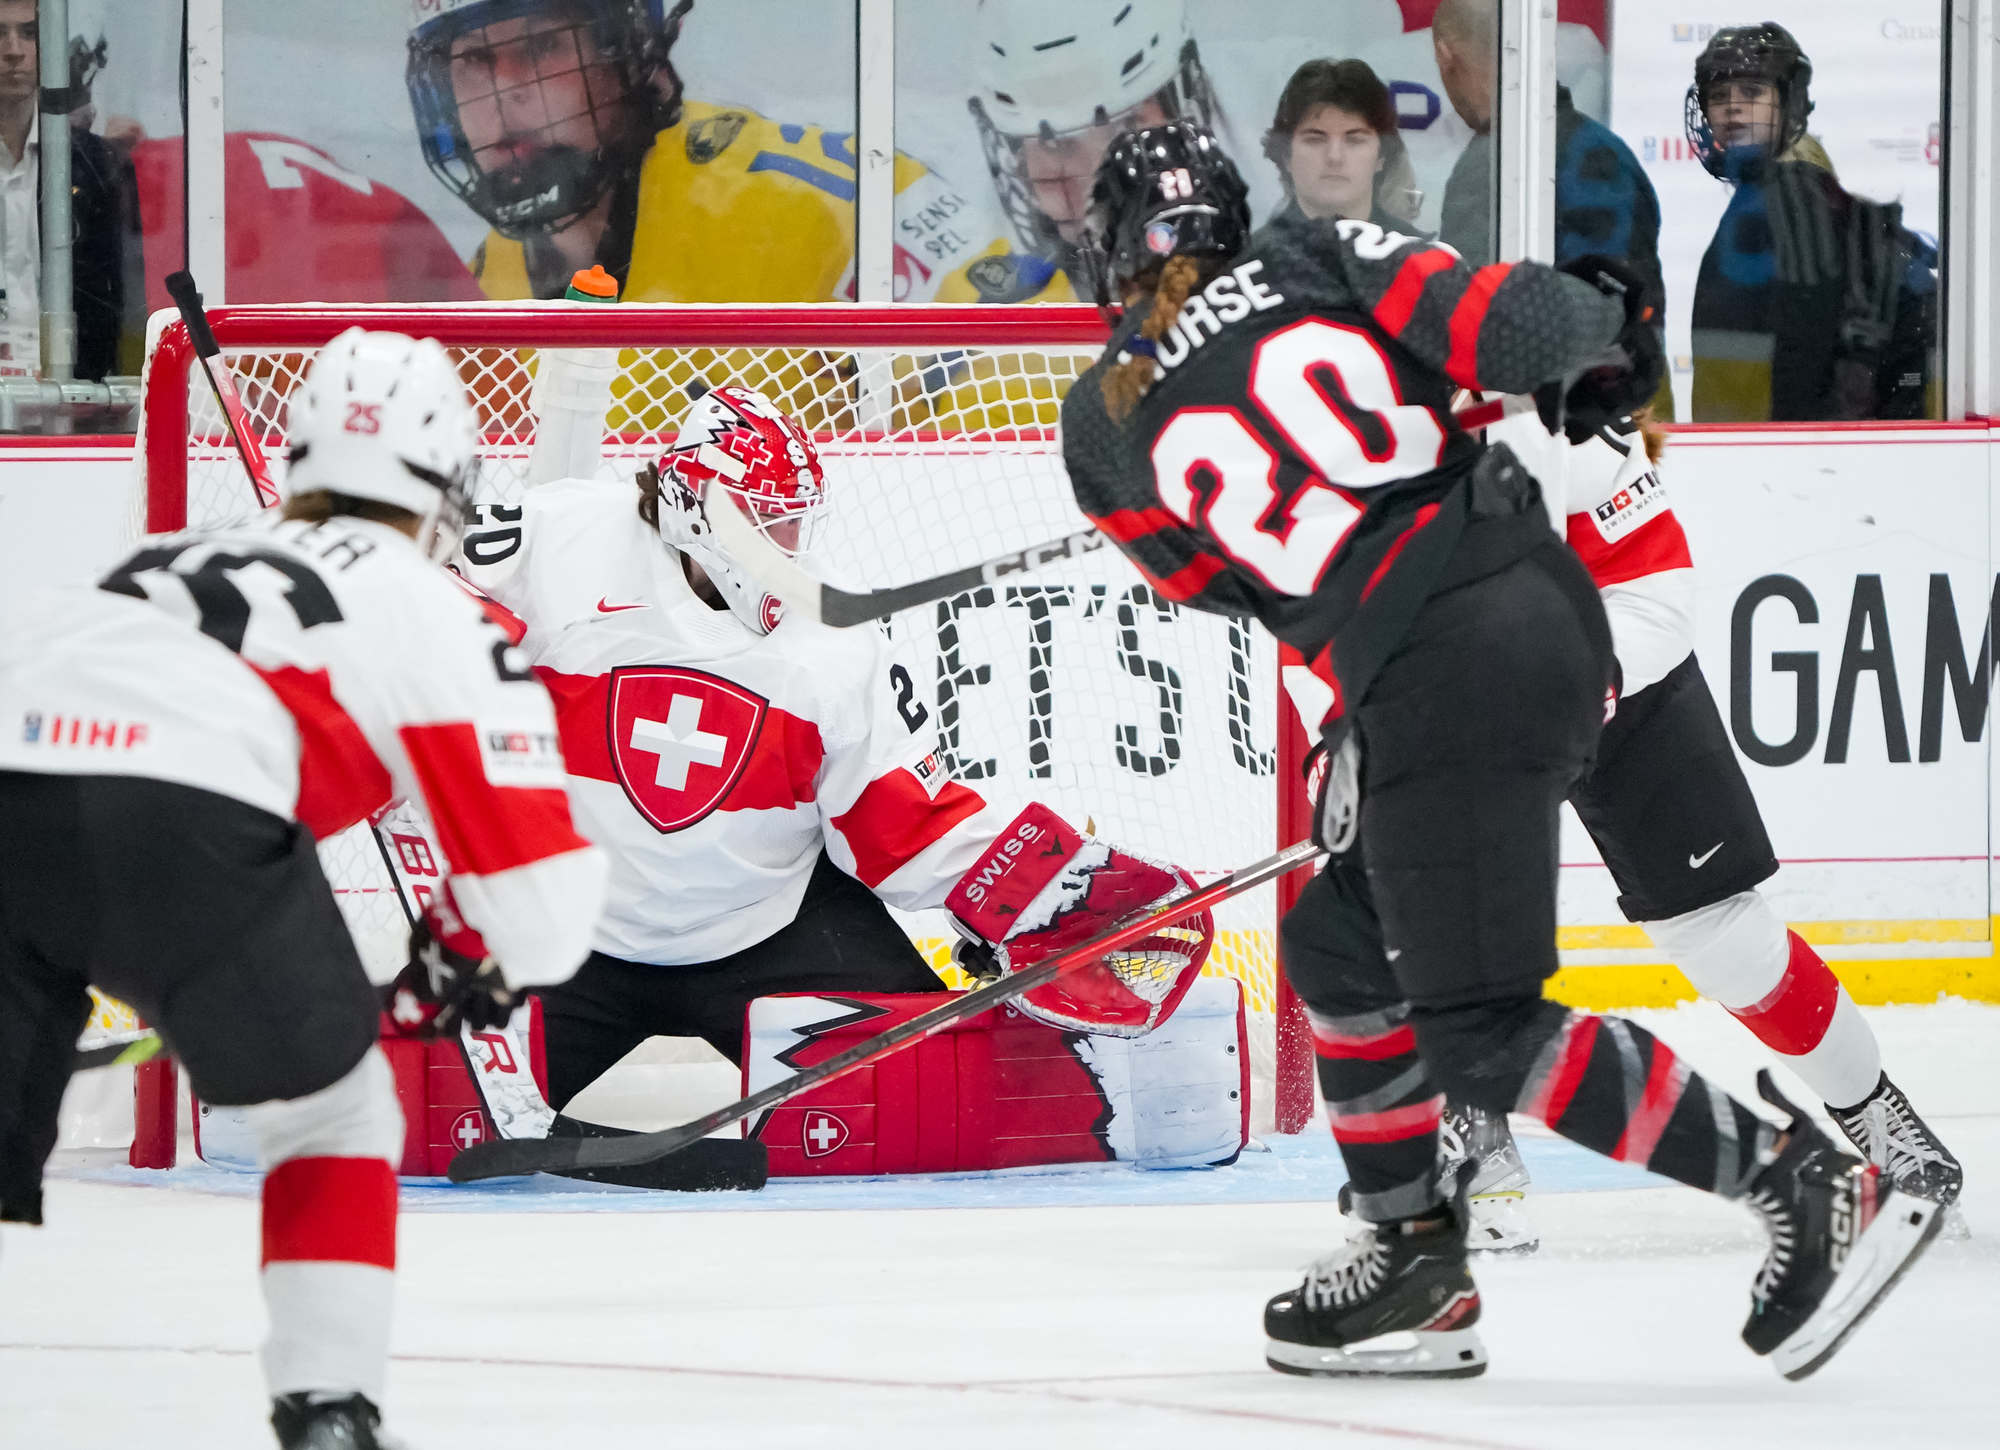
271;1393;405;1450
1741;1070;1943;1380
1265;1206;1487;1379
1440;1103;1539;1255
1829;1073;1965;1237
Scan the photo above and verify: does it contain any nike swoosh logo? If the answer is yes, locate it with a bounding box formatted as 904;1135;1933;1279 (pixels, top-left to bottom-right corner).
1689;842;1724;869
1386;948;1402;962
596;598;647;614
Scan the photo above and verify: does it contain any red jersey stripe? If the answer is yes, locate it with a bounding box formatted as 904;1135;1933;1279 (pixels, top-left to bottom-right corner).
1372;247;1457;339
1445;264;1516;387
1093;505;1180;544
1566;509;1694;589
1360;501;1442;602
261;1156;396;1268
398;721;591;876
1150;552;1228;602
247;663;393;839
535;669;616;785
832;772;985;889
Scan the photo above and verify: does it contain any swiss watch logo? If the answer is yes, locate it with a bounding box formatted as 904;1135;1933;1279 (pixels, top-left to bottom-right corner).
607;666;768;833
802;1110;850;1159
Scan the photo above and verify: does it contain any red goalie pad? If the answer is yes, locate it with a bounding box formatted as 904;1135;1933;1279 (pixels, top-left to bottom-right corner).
945;803;1215;1036
743;983;1249;1176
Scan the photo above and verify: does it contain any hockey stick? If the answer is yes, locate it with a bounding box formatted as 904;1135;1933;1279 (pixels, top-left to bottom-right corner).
72;1028;164;1072
163;271;281;510
447;837;1324;1182
705;395;1531;629
706;496;1105;627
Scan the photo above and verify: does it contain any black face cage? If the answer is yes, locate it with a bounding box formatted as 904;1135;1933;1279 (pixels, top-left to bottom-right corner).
408;0;691;239
1682;33;1812;179
968;39;1220;281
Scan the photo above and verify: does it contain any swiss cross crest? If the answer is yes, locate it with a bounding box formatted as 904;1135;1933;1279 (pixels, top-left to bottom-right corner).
608;665;767;833
802;1110;850;1159
451;1111;486;1151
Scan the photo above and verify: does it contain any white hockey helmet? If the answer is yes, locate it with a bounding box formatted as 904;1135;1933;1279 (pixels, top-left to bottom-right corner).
651;385;826;636
284;328;479;563
969;0;1218;270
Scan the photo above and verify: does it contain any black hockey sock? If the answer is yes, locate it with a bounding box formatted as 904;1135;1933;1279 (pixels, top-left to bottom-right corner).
1310;1004;1445;1220
1516;1011;1776;1197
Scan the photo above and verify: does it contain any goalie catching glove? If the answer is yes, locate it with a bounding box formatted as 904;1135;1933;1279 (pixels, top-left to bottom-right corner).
944;803;1215;1037
383;890;520;1036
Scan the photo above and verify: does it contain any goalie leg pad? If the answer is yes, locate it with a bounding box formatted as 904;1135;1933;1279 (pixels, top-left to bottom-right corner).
945;802;1216;1037
744;977;1249;1176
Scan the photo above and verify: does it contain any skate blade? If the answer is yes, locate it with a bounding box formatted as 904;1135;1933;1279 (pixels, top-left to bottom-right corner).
1771;1192;1944;1381
1266;1327;1488;1380
1467;1191;1541;1257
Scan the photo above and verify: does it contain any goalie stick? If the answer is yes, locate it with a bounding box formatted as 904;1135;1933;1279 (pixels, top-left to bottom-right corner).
704;395;1526;628
447;837;1324;1182
163;271;280;510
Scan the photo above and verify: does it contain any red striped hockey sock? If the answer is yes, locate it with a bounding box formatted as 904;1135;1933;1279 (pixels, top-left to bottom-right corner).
1311;1004;1447;1220
1517;1012;1776;1197
260;1155;398;1402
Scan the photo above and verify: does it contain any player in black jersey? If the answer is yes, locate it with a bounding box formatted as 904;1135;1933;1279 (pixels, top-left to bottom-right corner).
1060;122;1941;1382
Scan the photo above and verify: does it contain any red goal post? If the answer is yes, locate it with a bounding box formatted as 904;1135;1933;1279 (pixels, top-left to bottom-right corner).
131;302;1318;1151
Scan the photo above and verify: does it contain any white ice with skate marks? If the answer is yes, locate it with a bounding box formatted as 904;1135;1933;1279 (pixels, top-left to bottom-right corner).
10;1003;1996;1448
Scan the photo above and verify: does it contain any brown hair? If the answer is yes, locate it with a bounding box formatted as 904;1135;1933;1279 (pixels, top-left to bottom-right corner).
635;461;664;529
1102;255;1206;423
1636;408;1667;464
279;491;419;528
1262;58;1420;224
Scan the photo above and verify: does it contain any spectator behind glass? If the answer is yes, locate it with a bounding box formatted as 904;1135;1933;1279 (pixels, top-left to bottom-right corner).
1430;0;1664;334
1685;23;1936;421
0;0;133;385
1259;58;1422;234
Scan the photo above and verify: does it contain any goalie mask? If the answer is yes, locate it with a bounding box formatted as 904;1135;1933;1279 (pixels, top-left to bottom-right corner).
653;386;826;635
968;0;1219;282
408;0;691;238
285;328;479;563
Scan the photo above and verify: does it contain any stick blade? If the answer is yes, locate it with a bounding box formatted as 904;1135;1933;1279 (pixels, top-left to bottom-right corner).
553;1138;767;1192
447;1135;587;1182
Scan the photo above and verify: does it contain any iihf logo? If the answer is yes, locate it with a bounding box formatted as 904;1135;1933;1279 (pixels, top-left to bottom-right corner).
22;711;40;743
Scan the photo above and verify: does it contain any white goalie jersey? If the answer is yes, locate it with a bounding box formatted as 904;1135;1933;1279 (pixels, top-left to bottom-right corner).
0;514;606;988
456;477;1008;966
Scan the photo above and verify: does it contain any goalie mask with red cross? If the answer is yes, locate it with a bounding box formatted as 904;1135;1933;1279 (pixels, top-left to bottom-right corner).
649;386;827;634
661;385;828;558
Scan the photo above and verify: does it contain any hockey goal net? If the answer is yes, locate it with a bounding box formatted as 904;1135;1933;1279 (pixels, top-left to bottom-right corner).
107;303;1315;1165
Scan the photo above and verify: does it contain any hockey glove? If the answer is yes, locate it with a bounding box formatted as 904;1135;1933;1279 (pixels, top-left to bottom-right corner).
385;906;520;1037
945;803;1215;1037
1545;254;1666;443
1306;727;1363;854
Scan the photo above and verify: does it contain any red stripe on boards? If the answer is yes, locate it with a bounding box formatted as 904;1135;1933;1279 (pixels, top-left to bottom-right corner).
261;1156;396;1268
248;664;394;840
1444;264;1516;387
398;722;591;876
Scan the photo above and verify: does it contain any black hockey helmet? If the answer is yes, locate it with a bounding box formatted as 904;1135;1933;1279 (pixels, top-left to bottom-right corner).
408;0;692;239
1076;123;1251;314
1683;22;1813;178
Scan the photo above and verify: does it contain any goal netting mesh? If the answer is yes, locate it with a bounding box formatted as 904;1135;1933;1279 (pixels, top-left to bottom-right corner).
95;303;1311;1159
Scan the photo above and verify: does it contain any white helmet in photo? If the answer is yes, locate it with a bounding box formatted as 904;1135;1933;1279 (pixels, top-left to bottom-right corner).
969;0;1218;274
285;328;479;563
651;385;826;636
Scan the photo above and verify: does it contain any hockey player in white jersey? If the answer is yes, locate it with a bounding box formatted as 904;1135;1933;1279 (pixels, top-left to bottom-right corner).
0;330;607;1450
1383;401;1963;1248
454;379;1219;1138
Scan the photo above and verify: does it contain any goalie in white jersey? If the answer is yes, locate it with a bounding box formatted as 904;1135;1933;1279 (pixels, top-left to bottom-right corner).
0;331;607;1450
455;379;1219;1130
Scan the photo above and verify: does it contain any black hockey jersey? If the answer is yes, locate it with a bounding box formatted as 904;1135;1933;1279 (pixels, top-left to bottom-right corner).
1061;215;1627;702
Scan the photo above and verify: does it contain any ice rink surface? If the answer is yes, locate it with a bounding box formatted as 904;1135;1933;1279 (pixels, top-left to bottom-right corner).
7;1002;1996;1449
